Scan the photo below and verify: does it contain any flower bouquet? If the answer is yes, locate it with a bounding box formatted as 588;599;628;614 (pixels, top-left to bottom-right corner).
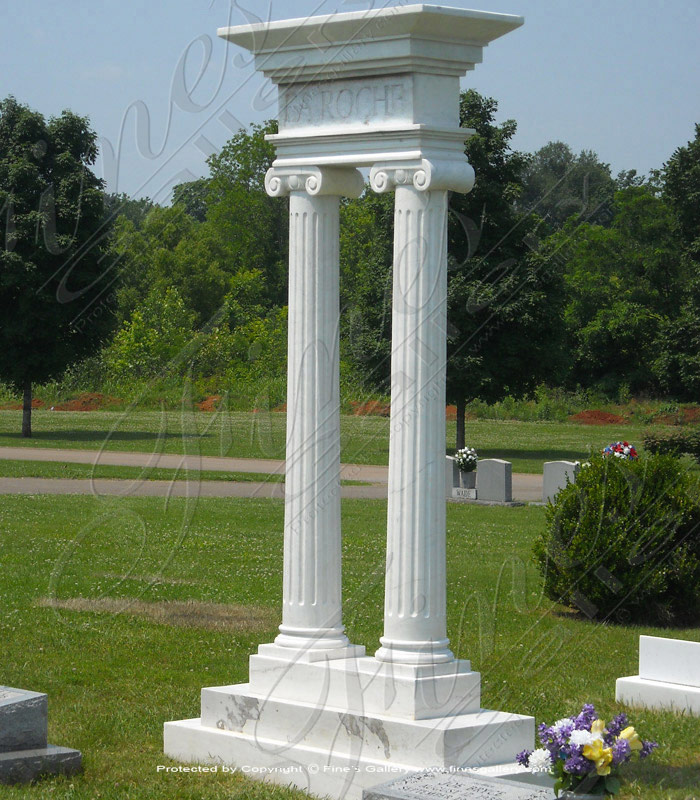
602;441;638;460
454;446;478;472
516;704;657;797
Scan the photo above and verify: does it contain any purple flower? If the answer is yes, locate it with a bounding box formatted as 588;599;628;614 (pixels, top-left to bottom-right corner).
607;712;629;738
516;749;532;767
611;738;631;765
640;740;658;759
573;703;598;730
564;753;595;776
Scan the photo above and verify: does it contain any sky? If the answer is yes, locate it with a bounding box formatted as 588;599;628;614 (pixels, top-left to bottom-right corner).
3;0;699;202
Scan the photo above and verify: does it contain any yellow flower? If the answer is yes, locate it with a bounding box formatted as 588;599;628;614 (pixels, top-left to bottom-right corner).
619;726;643;751
583;740;614;776
591;719;606;737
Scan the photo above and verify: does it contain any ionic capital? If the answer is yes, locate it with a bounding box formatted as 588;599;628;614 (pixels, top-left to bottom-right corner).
369;158;475;195
265;166;365;199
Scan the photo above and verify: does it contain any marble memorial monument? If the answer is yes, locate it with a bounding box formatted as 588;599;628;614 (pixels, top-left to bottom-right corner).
165;6;533;798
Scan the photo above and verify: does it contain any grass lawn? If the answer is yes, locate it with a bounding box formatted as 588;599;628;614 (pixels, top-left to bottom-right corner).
1;494;698;798
0;460;370;485
0;409;685;473
0;459;284;483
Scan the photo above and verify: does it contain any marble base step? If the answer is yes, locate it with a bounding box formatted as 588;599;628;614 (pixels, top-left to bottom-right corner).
165;708;533;800
616;675;700;715
0;745;82;785
248;653;481;720
200;684;531;769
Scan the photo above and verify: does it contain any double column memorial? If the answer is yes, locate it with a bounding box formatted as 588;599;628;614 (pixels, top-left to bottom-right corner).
266;158;473;666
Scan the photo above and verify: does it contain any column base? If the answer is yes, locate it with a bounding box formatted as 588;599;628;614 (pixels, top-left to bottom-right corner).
375;636;454;666
164;657;534;800
258;641;367;664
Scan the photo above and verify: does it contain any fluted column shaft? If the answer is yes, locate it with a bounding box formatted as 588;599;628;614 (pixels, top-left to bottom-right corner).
370;159;475;665
265;166;364;653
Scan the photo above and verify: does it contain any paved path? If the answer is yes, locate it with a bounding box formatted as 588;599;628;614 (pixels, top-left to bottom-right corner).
0;446;388;483
0;446;543;502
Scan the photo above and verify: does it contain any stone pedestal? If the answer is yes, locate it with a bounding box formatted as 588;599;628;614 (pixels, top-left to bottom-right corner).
165;6;532;799
616;635;700;715
0;687;81;785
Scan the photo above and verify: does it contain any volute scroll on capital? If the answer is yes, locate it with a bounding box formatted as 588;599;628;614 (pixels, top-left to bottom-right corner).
265;166;365;198
369;158;475;195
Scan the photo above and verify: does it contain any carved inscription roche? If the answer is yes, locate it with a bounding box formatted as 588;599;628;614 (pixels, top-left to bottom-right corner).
279;76;411;129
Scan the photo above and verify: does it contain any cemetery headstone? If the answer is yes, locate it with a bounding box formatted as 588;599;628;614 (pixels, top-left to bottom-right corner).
476;459;512;503
542;461;580;504
445;455;459;498
616;635;700;715
0;687;81;785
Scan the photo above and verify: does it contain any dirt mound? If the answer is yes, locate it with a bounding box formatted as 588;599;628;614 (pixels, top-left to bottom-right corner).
682;406;700;424
350;400;391;416
569;409;627;425
1;398;45;410
273;404;287;412
52;393;121;412
197;395;221;412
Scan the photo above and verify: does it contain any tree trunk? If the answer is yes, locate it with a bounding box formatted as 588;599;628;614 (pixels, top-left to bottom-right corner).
456;397;466;450
22;379;32;438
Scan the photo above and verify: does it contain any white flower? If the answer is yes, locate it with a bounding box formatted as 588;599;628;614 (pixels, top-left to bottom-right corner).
569;729;596;746
552;717;574;732
528;749;553;773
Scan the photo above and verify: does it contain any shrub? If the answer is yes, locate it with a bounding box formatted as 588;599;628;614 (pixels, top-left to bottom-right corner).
643;430;700;464
533;454;700;625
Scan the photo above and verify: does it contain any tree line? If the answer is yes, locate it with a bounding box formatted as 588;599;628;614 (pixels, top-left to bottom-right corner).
1;93;699;442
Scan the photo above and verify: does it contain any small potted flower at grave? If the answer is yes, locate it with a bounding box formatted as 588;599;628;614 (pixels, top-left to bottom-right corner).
516;704;657;798
602;441;638;460
454;446;478;489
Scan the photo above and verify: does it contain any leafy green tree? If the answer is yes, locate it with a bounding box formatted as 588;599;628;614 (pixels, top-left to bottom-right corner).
447;91;568;447
552;187;684;395
518;141;615;230
103;192;155;229
0;96;113;436
172;177;209;223
663;123;700;253
111;205;229;326
339;191;394;390
205;121;287;306
104;286;195;382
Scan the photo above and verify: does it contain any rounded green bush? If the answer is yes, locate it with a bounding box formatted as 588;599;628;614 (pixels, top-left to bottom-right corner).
533;454;700;625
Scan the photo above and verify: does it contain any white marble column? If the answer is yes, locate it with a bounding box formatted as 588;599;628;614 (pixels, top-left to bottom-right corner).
265;165;364;655
370;159;474;665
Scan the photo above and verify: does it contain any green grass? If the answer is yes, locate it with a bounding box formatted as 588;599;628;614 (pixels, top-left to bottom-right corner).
0;409;686;473
0;459;284;483
1;494;698;798
0;459;370;485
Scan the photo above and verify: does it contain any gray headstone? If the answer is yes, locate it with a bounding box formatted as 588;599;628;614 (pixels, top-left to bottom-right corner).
0;686;82;785
364;769;554;800
0;688;47;753
542;461;580;504
476;459;512;503
445;456;459;497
